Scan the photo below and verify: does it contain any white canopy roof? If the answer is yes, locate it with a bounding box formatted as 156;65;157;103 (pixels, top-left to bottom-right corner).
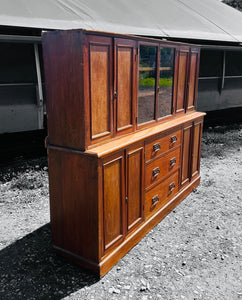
0;0;242;43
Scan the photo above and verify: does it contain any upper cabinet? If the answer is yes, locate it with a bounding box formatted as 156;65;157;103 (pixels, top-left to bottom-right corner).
43;30;200;150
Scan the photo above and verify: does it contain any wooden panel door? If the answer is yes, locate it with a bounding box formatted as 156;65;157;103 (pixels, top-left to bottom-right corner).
86;35;113;144
187;49;200;112
126;143;144;232
191;120;203;180
176;48;189;114
102;152;125;253
114;38;136;135
181;122;192;187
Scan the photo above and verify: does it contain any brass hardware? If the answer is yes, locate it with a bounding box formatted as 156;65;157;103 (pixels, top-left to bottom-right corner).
152;195;159;205
153;143;161;152
170;157;176;167
171;135;177;144
152;167;160;178
169;182;175;192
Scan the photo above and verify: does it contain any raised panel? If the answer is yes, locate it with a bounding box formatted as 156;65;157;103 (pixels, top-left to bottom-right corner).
115;39;136;134
127;145;144;232
89;38;112;140
181;124;192;186
102;154;124;251
176;50;188;113
191;121;202;178
187;52;198;110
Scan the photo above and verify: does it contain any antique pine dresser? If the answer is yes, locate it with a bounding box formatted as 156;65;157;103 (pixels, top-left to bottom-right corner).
42;29;205;276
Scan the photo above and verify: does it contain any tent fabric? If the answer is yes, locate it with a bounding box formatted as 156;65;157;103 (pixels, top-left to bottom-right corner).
0;0;242;43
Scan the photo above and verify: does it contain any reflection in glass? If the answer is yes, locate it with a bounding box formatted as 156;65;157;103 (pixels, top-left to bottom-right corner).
158;48;174;118
138;45;157;124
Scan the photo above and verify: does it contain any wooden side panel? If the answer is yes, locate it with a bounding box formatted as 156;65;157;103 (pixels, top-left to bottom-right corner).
187;50;199;111
181;123;192;187
102;153;125;252
114;39;136;135
176;49;189;114
191;120;202;178
42;30;85;150
85;35;113;145
126;144;144;232
48;148;99;262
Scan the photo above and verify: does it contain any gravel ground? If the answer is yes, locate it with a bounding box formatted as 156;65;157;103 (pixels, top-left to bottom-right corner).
0;124;242;300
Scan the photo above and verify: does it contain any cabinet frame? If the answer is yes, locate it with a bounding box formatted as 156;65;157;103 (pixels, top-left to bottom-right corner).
43;29;205;276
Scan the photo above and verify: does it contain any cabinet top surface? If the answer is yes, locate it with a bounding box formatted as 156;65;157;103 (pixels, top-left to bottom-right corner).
85;112;205;158
43;28;200;49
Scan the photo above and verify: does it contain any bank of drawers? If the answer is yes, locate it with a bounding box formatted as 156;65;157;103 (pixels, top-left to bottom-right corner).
144;128;181;218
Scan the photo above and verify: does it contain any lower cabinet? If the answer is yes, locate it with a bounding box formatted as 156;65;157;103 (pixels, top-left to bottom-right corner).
181;118;203;188
101;151;125;253
100;143;144;255
48;115;204;276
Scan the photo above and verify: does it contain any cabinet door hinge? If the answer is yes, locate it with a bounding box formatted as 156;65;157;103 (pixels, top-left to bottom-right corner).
125;196;128;203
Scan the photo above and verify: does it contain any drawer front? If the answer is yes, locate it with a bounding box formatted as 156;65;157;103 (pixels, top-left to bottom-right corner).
145;147;180;189
144;170;179;218
145;129;181;163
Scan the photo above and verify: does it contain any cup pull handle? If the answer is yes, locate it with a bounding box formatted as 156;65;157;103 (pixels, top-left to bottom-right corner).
170;157;176;167
153;143;161;152
152;167;160;178
169;182;175;192
152;195;159;205
171;135;177;144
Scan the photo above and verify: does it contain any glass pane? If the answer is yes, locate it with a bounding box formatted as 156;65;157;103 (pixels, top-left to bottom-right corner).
158;48;174;118
138;45;157;124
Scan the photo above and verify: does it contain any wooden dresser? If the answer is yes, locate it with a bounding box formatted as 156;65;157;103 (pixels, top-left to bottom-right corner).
42;29;205;276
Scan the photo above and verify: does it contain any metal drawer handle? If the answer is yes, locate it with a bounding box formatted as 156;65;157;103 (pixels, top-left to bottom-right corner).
152;167;160;178
169;182;176;192
152;195;159;206
170;157;176;167
171;135;177;144
153;143;161;152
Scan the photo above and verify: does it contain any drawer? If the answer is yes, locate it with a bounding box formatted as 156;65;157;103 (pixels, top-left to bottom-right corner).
145;129;181;162
145;147;180;189
144;170;179;219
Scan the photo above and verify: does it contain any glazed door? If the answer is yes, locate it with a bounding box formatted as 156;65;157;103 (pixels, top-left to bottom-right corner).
101;152;125;253
126;143;144;233
114;38;136;135
186;49;200;112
